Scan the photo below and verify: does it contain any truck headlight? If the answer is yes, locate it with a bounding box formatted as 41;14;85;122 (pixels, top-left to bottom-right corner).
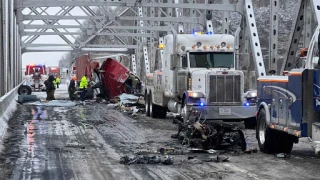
245;90;257;104
188;91;205;98
245;90;257;98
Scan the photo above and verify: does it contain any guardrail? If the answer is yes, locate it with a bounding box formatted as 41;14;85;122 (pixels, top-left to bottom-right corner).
0;82;24;142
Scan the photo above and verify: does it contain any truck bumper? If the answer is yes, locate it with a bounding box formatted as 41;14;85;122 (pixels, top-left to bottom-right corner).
191;105;256;120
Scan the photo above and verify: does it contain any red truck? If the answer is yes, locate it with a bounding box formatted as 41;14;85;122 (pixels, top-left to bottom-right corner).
97;58;141;99
47;67;60;77
73;54;141;100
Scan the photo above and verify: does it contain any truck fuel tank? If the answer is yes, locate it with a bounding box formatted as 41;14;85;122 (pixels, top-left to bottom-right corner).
168;99;180;113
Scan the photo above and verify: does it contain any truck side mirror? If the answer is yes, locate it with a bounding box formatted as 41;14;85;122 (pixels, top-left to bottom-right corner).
170;54;177;70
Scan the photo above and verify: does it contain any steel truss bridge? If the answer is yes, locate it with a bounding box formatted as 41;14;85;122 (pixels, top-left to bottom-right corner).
0;0;319;97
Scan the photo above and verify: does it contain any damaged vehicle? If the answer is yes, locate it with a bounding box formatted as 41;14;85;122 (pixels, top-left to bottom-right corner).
93;58;142;100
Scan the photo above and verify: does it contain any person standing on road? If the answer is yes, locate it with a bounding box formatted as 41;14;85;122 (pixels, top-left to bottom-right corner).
79;74;88;105
44;78;49;101
68;76;77;101
46;75;56;101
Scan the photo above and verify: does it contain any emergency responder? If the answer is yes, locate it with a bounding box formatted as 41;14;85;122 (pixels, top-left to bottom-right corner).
56;76;61;88
68;76;76;101
53;77;57;88
46;75;56;101
79;74;88;105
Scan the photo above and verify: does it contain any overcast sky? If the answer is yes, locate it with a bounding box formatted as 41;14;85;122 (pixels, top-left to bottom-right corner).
22;7;86;67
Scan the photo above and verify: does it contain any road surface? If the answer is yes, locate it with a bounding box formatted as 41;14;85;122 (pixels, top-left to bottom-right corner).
0;84;319;180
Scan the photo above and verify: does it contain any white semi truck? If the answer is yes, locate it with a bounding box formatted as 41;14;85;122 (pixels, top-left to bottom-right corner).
144;33;256;149
145;33;257;125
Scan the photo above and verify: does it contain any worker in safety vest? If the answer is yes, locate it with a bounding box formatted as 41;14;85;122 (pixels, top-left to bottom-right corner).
79;74;88;105
53;77;57;88
55;76;61;88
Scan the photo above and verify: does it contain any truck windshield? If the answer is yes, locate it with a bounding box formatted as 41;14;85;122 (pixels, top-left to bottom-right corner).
189;52;234;68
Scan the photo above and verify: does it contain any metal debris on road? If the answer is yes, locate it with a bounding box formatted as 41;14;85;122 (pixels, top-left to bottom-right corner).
118;93;140;106
158;147;185;155
202;156;229;163
120;155;174;165
276;153;288;158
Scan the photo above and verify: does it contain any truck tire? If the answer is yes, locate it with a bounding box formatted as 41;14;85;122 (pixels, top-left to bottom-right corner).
18;85;32;95
256;109;278;154
244;117;257;129
158;107;167;119
150;93;159;118
145;92;150;117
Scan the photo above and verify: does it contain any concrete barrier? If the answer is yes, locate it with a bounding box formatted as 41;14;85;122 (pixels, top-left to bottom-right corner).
0;82;24;142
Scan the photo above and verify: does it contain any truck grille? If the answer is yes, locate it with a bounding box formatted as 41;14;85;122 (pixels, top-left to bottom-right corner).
209;75;241;103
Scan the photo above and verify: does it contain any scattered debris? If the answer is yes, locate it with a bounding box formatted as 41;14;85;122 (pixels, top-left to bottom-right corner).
120;155;174;165
118;93;140;106
158;147;185;155
176;119;247;152
202;156;229;163
189;148;219;154
276;153;288;158
167;112;180;119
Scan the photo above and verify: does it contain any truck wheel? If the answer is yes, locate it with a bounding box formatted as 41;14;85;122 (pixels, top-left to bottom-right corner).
256;109;278;154
145;92;150;117
18;85;32;95
150;94;159;118
244;117;257;129
158;107;167;119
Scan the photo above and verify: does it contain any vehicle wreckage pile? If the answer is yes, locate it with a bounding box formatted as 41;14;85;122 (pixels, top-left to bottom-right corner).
73;56;248;159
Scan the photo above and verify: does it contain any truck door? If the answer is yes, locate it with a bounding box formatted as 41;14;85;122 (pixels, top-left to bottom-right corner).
275;81;289;126
269;81;288;126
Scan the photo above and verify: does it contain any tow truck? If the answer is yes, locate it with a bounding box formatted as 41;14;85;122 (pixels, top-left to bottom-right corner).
256;0;320;154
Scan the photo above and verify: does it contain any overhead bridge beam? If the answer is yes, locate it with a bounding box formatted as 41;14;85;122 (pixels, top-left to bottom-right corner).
24;44;139;49
22;25;173;32
22;47;134;54
16;1;243;12
21;32;156;38
21;15;200;23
